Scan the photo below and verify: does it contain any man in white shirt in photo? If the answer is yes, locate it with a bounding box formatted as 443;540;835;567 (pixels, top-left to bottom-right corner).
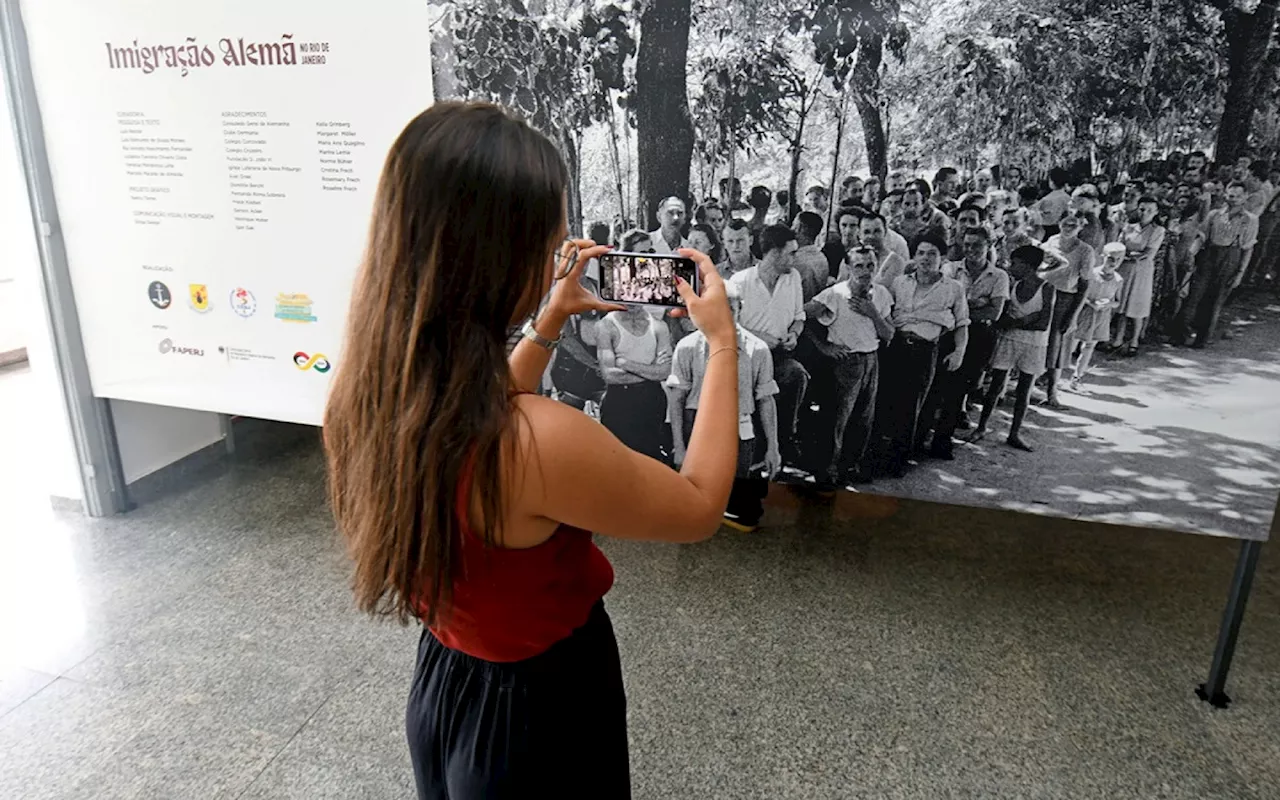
876;232;969;477
861;212;909;288
718;219;755;280
668;283;781;532
792;211;832;302
804;246;894;486
649;196;690;254
729;224;809;465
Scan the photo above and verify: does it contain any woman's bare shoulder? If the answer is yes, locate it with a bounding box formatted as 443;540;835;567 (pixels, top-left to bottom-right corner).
510;394;608;461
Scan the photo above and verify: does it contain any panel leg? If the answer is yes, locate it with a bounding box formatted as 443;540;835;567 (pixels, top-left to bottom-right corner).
1197;540;1263;709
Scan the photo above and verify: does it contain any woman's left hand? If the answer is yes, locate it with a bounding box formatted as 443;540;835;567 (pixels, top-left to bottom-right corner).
546;240;626;319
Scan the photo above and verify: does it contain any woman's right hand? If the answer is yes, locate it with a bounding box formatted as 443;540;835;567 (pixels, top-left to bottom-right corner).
675;248;735;347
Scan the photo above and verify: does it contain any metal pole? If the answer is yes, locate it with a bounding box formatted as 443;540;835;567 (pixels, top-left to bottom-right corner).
0;0;130;516
1197;539;1263;709
220;415;237;456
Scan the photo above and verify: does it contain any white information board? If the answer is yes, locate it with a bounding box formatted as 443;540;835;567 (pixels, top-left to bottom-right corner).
20;0;434;424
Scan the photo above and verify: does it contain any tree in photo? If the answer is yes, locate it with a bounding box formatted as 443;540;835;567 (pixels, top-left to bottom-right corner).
691;40;795;204
433;0;635;233
789;0;910;183
636;0;696;229
886;0;1226;178
1212;0;1279;164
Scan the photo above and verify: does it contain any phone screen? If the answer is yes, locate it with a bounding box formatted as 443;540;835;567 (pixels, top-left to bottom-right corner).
597;252;699;308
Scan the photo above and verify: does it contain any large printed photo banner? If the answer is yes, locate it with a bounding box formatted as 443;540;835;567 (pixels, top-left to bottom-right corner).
20;0;435;425
433;0;1280;541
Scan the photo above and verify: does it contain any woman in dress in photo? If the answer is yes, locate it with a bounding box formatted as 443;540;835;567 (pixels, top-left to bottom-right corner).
1108;196;1166;356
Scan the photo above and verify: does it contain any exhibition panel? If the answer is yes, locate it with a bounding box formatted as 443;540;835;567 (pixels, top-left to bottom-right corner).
13;0;1277;541
20;0;434;425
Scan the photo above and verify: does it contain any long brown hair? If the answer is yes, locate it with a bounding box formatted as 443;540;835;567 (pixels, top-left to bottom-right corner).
324;102;567;624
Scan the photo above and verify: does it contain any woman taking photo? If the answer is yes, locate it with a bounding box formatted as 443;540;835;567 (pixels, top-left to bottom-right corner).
324;102;739;798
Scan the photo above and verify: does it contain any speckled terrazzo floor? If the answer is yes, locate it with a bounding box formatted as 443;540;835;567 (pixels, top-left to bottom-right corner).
1;414;1277;799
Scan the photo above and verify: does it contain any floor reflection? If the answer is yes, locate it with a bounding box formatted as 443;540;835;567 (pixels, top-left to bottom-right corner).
0;364;87;677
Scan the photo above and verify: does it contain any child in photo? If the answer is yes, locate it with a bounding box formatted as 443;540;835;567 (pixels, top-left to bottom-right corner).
1070;242;1126;390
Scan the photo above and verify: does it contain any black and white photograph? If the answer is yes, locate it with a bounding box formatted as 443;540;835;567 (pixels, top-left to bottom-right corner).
431;0;1280;540
600;252;691;305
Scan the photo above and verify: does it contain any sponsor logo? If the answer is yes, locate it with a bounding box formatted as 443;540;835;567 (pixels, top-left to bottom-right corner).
148;281;172;309
229;287;257;318
274;292;316;323
293;351;331;372
189;283;212;313
159;338;203;357
217;345;277;363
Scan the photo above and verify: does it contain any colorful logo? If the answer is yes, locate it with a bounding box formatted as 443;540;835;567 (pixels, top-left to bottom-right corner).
159;338;203;357
293;351;331;372
148;281;171;309
189;284;212;313
229;287;257;318
274;293;316;323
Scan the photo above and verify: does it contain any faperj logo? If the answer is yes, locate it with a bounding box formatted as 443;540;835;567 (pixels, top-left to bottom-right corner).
293;351;331;373
159;338;204;357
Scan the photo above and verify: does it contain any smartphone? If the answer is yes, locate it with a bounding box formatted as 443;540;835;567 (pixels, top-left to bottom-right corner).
597;252;699;308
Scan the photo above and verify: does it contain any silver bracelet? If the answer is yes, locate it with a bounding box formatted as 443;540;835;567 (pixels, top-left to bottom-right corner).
520;318;560;352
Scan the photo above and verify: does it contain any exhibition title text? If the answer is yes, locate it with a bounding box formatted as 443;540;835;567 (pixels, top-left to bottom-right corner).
105;35;329;77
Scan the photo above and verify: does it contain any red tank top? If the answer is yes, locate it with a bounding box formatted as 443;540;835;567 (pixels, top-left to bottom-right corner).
421;467;615;663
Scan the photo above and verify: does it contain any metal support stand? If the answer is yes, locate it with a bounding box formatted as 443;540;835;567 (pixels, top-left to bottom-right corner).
1197;539;1263;709
220;414;237;456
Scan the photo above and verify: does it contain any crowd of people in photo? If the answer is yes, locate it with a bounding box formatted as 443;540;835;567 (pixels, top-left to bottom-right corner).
601;246;685;305
541;151;1274;520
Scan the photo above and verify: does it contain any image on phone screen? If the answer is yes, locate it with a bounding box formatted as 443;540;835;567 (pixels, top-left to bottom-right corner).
598;253;698;308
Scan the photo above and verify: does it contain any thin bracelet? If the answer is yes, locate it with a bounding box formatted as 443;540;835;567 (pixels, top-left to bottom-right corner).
707;345;737;362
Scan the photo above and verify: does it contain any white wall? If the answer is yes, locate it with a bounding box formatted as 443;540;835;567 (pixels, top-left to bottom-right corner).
1;62;80;501
0;274;22;360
